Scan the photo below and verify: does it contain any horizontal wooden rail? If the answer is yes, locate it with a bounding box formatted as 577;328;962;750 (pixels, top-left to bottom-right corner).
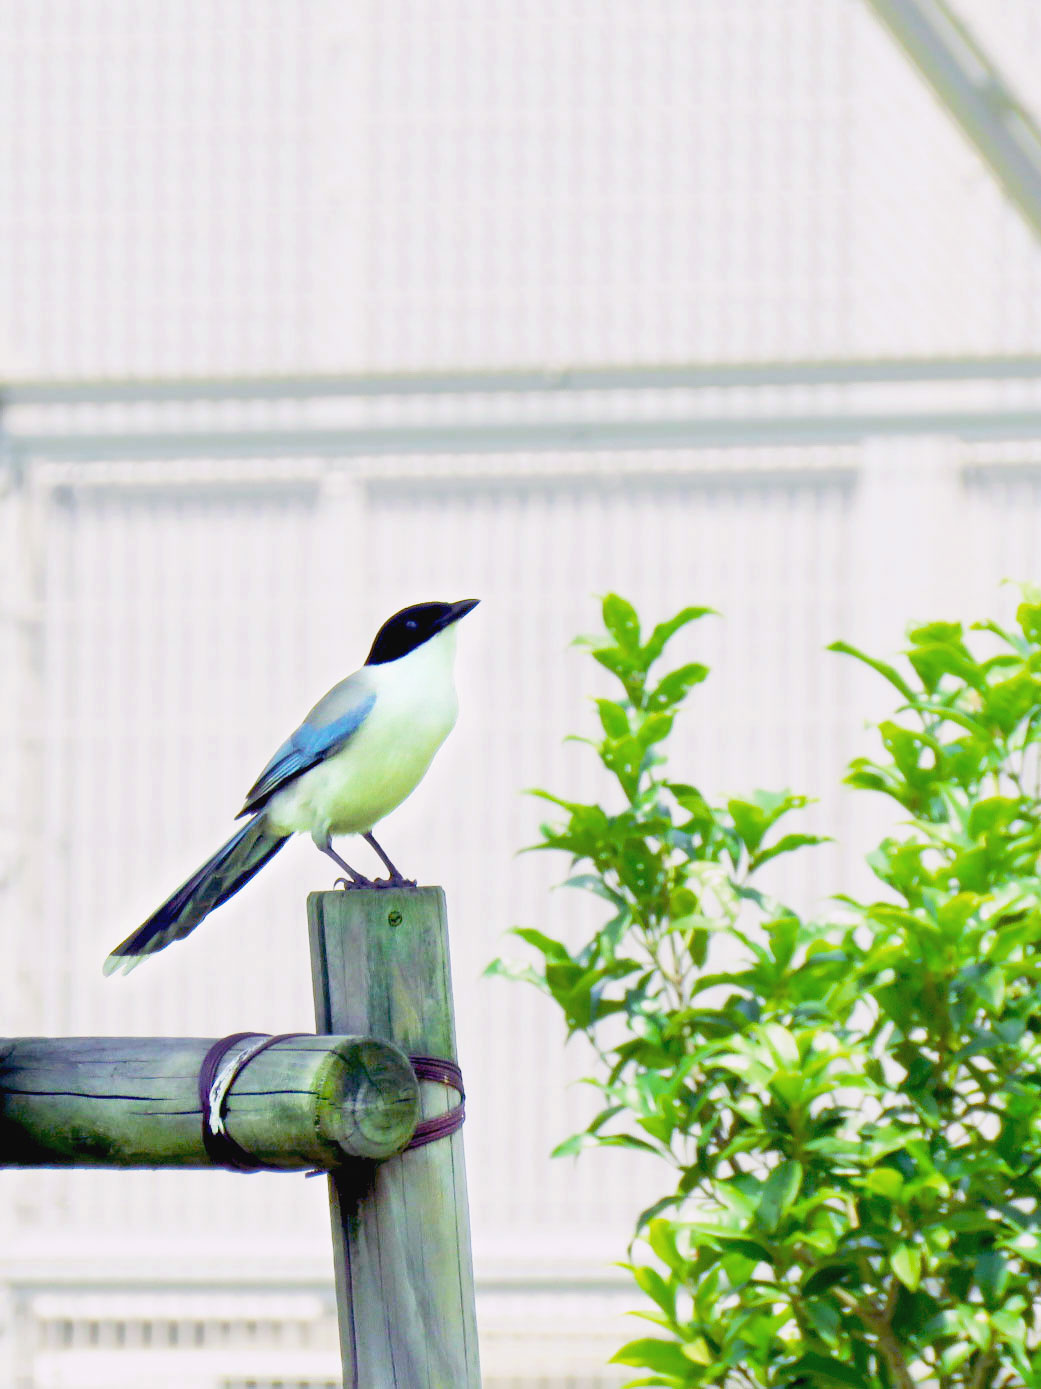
0;1034;418;1169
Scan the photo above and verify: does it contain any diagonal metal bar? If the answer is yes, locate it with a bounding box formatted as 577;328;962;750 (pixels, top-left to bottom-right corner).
865;0;1041;242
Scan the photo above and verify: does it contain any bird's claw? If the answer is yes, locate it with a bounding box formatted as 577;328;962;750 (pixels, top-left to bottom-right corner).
333;874;415;891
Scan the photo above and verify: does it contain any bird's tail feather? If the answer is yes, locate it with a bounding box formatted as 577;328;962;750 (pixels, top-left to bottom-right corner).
103;816;289;975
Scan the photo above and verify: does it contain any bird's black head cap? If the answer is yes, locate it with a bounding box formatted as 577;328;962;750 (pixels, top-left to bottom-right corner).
365;598;479;665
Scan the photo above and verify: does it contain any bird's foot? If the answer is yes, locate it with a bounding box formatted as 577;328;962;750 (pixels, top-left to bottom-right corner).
373;874;418;890
334;874;377;891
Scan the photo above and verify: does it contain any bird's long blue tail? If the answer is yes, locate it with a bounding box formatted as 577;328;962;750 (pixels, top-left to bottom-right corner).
103;815;289;975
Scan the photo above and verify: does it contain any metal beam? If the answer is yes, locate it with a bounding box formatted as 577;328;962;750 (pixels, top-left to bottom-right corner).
7;355;1041;405
10;408;1041;462
866;0;1041;241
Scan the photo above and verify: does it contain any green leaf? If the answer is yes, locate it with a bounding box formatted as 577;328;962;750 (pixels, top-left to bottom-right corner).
597;698;630;740
976;965;1006;1014
968;796;1021;839
1005;1231;1041;1266
863;1167;903;1200
975;1249;1010;1307
729;788;810;857
550;1131;589;1158
878;721;941;784
561;874;625;905
629;1264;678;1320
598;1133;663;1156
647;663;710;711
635;1195;683;1233
618;840;663;897
750;831;831;872
802;1262;855;1297
843;766;889;796
827;640;917;702
755;1159;803;1233
890;1243;922;1290
681;1337;714;1366
482;955;543;986
647;1219;686;1274
592;645;645;701
509;927;573;961
983;671;1040;735
788;1353;869;1387
936;1343;975;1375
603;736;646;798
636;711;675;749
689;1231;773;1262
760;1023;801;1068
642;606;716;665
908;620;965;645
610;1336;693;1375
903;625;978;692
603;594;642;651
1016;599;1041;645
766;914;802;968
728;798;768;854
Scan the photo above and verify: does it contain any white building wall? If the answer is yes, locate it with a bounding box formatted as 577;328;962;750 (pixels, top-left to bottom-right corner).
0;436;1037;1384
4;1;1041;380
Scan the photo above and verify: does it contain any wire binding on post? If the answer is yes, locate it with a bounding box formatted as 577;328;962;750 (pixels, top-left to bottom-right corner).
406;1055;466;1149
198;1032;308;1171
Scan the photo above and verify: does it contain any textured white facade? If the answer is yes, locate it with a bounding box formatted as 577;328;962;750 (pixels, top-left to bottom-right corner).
3;2;1041;1387
0;431;1038;1387
3;0;1041;379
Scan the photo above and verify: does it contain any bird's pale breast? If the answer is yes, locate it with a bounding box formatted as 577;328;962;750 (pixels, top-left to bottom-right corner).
263;632;460;839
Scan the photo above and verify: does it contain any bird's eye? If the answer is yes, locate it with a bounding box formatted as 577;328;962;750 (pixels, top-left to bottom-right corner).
405;619;417;630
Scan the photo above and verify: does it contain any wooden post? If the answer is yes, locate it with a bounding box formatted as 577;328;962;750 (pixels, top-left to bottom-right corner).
0;1034;418;1169
308;887;481;1389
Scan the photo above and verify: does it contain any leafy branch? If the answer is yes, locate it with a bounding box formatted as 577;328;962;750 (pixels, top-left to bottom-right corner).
491;593;1041;1387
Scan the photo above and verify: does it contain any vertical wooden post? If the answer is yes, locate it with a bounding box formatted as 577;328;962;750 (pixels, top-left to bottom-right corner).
308;886;480;1389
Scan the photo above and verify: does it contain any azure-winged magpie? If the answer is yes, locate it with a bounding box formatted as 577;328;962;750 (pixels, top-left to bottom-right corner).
104;598;479;974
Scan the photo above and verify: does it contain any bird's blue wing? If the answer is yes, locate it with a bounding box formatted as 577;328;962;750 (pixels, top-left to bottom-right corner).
238;677;377;816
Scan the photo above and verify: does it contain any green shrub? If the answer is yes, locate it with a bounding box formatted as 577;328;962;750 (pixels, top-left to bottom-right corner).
490;593;1041;1387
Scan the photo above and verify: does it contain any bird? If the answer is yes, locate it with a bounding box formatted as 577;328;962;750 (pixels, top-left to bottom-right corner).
104;598;479;974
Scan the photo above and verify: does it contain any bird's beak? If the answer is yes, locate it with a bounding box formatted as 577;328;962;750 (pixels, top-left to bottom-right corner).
440;598;480;630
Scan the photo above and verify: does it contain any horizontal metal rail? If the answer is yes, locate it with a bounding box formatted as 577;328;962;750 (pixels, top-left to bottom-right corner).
6;355;1041;405
7;408;1041;462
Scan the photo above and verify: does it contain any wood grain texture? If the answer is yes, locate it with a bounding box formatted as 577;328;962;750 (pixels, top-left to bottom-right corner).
308;887;481;1389
0;1034;418;1168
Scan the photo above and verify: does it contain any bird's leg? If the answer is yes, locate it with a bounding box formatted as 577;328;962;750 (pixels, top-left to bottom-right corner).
363;832;416;888
317;836;375;890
